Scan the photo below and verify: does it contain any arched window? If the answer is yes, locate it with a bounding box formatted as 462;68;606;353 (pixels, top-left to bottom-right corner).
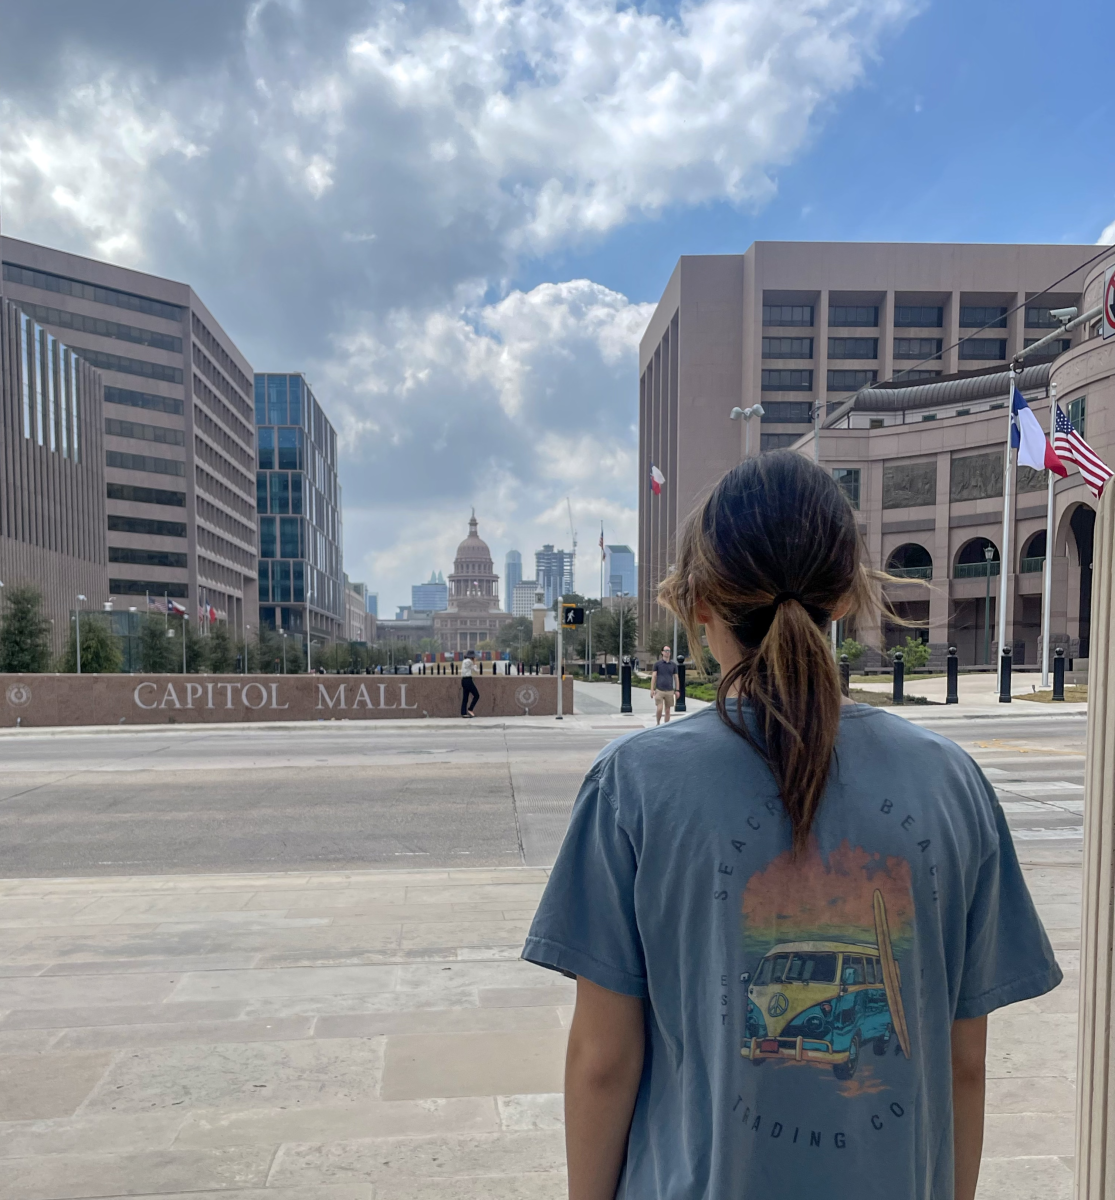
1020;531;1046;573
955;537;1000;579
885;543;933;580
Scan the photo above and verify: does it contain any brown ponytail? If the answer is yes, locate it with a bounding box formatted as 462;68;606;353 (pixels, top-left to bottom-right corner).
659;452;882;854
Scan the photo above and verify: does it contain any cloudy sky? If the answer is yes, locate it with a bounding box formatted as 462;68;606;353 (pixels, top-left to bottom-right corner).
1;0;1112;614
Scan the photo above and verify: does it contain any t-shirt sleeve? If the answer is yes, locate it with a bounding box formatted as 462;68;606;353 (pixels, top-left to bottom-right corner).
955;791;1063;1019
522;764;647;997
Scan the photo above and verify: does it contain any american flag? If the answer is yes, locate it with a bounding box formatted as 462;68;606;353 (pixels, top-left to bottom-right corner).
1053;405;1113;499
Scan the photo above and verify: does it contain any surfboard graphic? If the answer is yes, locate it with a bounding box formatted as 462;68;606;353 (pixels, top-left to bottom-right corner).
873;887;911;1058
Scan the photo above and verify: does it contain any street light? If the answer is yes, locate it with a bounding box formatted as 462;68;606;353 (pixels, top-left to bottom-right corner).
983;545;996;666
75;595;87;675
729;404;765;458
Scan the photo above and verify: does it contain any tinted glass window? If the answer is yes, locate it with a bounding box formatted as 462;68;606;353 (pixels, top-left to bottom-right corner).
894;306;943;327
762;304;813;327
270;472;290;514
828;370;877;391
842;955;866;985
833;467;861;508
267;376;287;425
894;338;943;360
865;958;878;984
960;306;1007;328
958;338;1007;360
280;516;301;559
762;337;813;359
784;952;837;983
278;427;302;470
255;376;266;424
257;427;274;470
259;516;276;558
828;337;878;360
761;369;813;391
291;473;303;514
829;305;878;327
288;376;303;426
258;560;270;602
256;472;268;513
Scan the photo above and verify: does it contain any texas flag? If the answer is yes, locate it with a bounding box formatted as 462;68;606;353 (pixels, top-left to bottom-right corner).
1011;387;1067;477
168;599;187;616
650;464;666;495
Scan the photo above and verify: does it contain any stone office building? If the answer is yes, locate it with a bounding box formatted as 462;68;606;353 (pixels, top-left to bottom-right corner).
638;241;1096;644
1;237;258;637
0;294;109;648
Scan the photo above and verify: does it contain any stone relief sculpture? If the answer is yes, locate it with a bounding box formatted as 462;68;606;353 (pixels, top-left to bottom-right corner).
882;461;937;510
950;452;1003;502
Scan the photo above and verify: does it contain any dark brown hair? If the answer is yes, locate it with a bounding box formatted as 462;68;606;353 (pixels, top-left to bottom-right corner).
659;451;882;853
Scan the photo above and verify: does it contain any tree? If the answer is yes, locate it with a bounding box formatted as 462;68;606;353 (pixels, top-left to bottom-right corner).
595;602;637;660
205;624;238;673
138;614;177;672
525;633;555;668
644;620;688;660
60;613;122;673
497;616;534;660
840;637;866;666
0;585;52;672
891;635;931;672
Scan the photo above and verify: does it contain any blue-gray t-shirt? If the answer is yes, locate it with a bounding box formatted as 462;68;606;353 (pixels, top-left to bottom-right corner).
523;703;1061;1199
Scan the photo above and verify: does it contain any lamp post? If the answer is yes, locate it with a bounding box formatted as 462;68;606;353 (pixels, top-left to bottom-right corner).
281;631;288;674
983;545;995;666
75;594;87;674
729;404;765;459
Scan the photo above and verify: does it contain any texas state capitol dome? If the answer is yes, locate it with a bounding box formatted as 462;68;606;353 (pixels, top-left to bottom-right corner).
434;512;514;653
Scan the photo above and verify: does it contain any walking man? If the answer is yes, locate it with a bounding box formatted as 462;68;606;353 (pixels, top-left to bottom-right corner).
460;652;480;718
651;644;678;725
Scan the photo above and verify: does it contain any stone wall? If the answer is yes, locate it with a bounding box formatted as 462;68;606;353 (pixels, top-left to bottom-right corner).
0;673;575;727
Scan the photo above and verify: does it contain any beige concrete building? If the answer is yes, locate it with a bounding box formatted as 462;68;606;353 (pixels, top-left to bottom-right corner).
638;242;1097;648
2;237;258;639
0;294;109;650
432;514;514;653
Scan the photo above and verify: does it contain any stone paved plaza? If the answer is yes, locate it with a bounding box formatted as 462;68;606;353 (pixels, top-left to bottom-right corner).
0;694;1086;1199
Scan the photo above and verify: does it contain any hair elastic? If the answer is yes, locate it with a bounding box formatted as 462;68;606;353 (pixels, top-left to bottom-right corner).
771;591;804;609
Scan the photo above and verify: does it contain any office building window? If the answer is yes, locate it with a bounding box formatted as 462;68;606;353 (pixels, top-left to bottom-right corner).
3;262;184;322
106;450;185;476
959;306;1007;328
16;301;182;354
894;368;942;380
260;516;277;559
104;417;185;446
762;337;813;359
829;305;878;327
1023;337;1071;359
958;338;1006;360
291;474;303;514
278;427;304;470
760;433;803;450
109;547;188;568
256;472;268;514
1068;396;1086;438
104;386;184;416
894;306;943;328
269;472;290;514
108;515;187;538
280;516;302;559
1026;307;1063;328
267;375;288;425
107;482;186;507
288;376;303;426
828;337;878;360
78;348;183;385
258;560;271;602
833;467;861;508
762;304;813;327
761;369;813;391
760;400;813;423
254;376;266;424
273;560;292;603
827;369;877;391
258;427;274;470
894;338;943;360
110;579;189;598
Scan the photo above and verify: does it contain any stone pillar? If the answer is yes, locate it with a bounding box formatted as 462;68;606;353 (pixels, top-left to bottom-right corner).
1075;482;1115;1197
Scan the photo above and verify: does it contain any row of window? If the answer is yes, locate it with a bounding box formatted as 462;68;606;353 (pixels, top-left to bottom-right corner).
105;385;184;416
109;546;188;569
107;482;186;507
259;559;306;604
108;515;187;538
763;303;1069;331
105;417;185;447
78;346;183;385
18;311;83;461
4;262;185;323
109;578;189;599
17;300;182;355
255;375;306;428
763;336;1010;362
257;470;304;515
106;450;185;477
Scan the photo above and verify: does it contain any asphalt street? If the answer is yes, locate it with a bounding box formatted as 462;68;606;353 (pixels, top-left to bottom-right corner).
0;687;1086;878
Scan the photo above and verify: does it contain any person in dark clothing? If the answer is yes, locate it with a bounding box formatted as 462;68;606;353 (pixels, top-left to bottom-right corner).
460;654;479;717
651;644;678;724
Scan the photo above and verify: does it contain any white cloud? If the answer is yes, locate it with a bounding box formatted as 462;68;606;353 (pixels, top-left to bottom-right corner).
0;0;916;610
1099;216;1115;245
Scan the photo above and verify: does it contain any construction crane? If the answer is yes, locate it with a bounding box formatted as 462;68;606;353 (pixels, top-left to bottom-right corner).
566;497;577;595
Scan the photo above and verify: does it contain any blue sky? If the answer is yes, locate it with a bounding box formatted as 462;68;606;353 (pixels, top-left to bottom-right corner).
1;0;1112;613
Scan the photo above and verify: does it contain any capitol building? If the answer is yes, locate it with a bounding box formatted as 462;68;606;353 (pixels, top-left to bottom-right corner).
432;513;515;653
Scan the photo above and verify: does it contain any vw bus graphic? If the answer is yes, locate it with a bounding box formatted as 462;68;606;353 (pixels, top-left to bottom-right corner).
740;890;912;1080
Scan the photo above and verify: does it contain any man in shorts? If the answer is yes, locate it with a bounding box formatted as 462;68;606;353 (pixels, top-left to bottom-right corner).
651;644;678;725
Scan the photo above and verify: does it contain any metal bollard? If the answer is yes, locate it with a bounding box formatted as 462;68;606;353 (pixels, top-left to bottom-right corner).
946;646;958;704
676;655;688;712
1053;646;1066;701
999;646;1012;703
839;653;850;698
892;649;904;706
620;658;633;714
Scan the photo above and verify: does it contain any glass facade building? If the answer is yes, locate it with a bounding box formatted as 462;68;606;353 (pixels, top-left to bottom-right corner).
604;544;636;598
254;372;344;649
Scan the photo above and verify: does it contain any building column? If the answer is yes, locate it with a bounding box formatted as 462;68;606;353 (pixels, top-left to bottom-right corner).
1075;482;1115;1197
930;451;952;650
816;289;829;432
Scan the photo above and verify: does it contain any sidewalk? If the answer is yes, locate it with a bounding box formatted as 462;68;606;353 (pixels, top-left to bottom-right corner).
0;861;1077;1199
852;670;1088;715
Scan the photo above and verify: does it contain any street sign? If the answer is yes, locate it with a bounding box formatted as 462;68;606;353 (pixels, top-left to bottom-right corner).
1104;264;1115;340
561;604;585;628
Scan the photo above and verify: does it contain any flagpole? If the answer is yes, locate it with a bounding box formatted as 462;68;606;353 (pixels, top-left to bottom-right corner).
997;366;1015;668
1041;385;1057;688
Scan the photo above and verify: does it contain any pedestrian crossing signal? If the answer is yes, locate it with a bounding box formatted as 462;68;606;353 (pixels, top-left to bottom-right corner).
561;605;585;627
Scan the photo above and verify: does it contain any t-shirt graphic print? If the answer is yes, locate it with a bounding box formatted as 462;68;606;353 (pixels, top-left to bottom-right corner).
523;702;1062;1199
